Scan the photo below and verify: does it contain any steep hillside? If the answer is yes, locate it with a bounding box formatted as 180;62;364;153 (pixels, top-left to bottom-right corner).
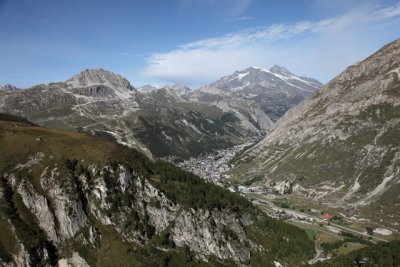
209;66;322;121
0;114;315;266
0;69;272;159
230;39;400;229
187;86;274;134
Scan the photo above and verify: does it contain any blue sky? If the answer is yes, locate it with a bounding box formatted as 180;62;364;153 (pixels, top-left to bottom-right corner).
0;0;400;88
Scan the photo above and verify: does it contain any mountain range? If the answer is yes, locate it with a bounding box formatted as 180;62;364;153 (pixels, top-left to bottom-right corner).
209;65;322;121
1;39;400;266
0;66;319;159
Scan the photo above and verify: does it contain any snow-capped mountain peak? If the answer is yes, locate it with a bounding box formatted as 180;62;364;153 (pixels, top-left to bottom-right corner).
137;84;163;93
211;65;322;92
269;65;293;76
0;84;20;92
138;84;191;102
164;84;191;94
208;65;323;121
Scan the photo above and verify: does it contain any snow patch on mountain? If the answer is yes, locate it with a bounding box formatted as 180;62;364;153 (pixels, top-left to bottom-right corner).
0;84;20;92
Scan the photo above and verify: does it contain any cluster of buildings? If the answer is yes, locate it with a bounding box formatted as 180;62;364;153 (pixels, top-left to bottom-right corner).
165;141;255;184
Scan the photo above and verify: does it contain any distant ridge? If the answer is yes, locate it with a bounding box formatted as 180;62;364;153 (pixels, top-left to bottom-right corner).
208;65;322;121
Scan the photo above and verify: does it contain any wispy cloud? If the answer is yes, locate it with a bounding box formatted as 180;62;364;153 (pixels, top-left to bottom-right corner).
143;2;400;87
179;0;251;18
178;19;334;50
234;15;253;21
372;2;400;19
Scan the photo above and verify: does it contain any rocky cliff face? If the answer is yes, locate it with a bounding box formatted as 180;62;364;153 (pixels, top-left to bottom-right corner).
0;116;314;266
231;39;400;229
1;162;252;266
67;68;135;90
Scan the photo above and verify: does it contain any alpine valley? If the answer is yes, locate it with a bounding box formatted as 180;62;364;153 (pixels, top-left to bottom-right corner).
230;39;400;232
1;37;400;267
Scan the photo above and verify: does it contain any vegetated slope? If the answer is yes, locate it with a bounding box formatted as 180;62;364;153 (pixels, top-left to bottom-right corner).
135;86;273;158
186;86;274;134
208;65;322;121
0;114;314;266
310;240;400;267
0;69;272;159
230;39;400;229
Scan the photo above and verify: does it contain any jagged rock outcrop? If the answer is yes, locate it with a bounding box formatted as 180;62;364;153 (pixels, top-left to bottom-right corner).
231;39;400;229
66;68;135;91
16;180;59;243
57;252;90;267
2;155;256;265
40;165;88;240
171;209;252;263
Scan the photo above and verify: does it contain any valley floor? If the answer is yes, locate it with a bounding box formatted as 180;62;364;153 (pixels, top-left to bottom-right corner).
163;137;261;184
168;142;400;264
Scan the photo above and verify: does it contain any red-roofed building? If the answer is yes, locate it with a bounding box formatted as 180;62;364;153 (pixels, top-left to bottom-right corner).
320;214;334;221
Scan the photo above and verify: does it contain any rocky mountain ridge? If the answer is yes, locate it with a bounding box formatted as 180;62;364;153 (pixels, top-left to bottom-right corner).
67;68;134;89
0;65;319;159
209;65;323;121
230;39;400;229
66;68;136;100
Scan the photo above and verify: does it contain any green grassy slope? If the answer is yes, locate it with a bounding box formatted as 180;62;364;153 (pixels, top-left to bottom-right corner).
0;114;314;266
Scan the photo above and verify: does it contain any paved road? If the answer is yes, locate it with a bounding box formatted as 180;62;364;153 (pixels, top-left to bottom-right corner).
252;198;388;243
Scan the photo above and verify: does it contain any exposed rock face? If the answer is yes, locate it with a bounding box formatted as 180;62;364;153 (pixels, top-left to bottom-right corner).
171;209;252;263
16;181;59;243
0;158;253;266
66;68;135;92
208;65;322;121
40;166;88;240
232;39;400;228
57;252;90;267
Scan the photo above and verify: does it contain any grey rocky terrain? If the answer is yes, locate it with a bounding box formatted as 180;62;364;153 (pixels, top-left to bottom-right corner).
209;65;322;121
230;39;400;229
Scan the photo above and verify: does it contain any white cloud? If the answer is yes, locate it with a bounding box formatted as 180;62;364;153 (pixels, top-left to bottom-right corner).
372;2;400;19
142;2;400;87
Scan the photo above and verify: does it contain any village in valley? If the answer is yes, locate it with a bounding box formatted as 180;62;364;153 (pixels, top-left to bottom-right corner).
164;141;398;264
164;139;258;184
